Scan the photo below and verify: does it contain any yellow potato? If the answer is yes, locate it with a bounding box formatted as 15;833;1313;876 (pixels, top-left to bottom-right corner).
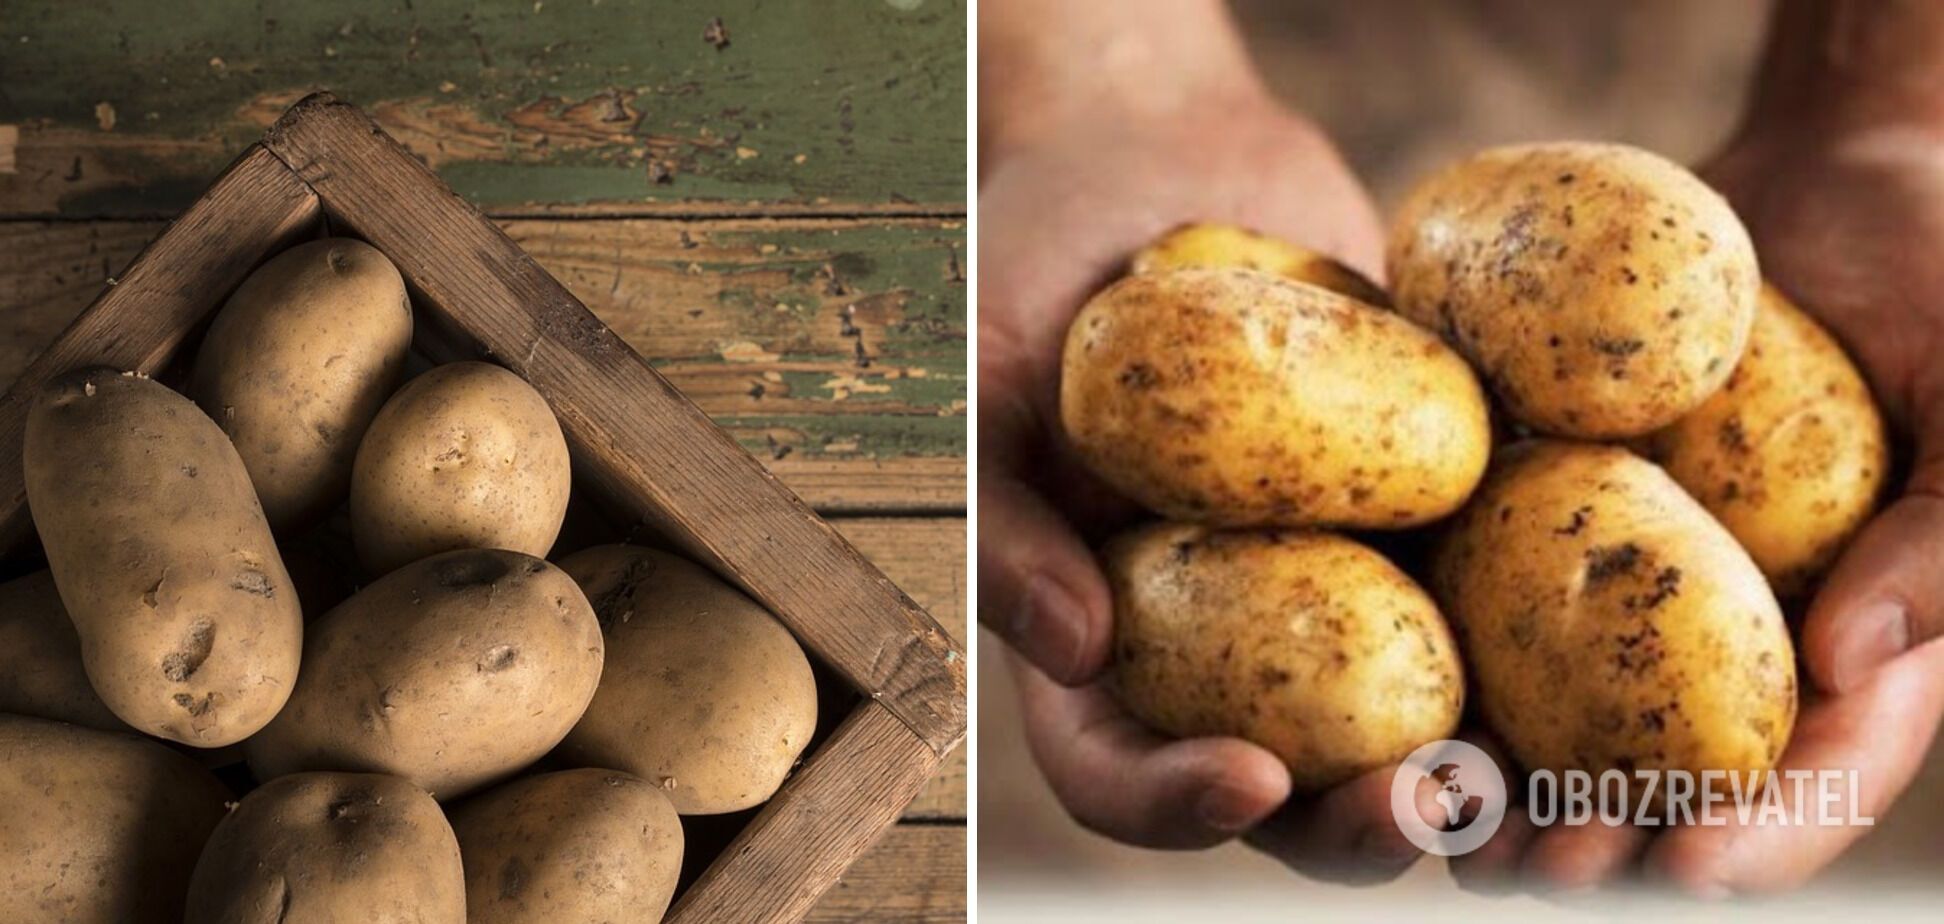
0;570;126;732
0;714;230;924
190;237;412;531
1108;523;1464;792
23;369;302;747
1388;142;1760;438
555;545;818;814
449;769;684;924
1432;441;1796;798
185;772;464;923
351;361;572;575
1131;222;1391;306
1643;285;1888;597
1061;268;1491;528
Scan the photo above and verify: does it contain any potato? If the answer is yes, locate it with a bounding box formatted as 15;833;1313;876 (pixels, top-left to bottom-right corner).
23;369;302;746
1643;285;1888;598
190;237;412;532
244;548;604;799
184;771;464;924
1131;222;1391;306
556;545;818;814
1108;523;1464;793
1061;267;1490;528
1388;142;1759;438
449;769;683;924
0;713;229;924
351;361;571;575
0;570;125;731
1432;441;1796;798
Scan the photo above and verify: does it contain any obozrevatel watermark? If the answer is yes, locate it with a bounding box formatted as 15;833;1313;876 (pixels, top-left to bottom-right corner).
1390;739;1873;857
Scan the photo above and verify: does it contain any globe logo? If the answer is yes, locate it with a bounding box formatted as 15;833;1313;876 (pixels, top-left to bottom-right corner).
1389;739;1507;856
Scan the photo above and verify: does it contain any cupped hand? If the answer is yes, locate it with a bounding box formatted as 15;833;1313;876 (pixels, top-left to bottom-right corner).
978;91;1424;878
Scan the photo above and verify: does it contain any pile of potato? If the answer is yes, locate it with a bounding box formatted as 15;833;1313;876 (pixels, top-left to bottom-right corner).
0;239;821;923
1064;143;1888;799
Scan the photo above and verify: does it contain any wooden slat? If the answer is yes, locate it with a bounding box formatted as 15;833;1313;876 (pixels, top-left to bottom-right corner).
0;0;965;217
806;825;965;923
0;219;965;513
262;93;965;753
0;146;318;555
670;700;947;923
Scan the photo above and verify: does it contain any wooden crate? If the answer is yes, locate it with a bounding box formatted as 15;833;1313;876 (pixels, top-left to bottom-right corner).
0;93;967;923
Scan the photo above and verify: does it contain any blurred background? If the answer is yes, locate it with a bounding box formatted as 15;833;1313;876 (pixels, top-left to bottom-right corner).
979;0;1944;918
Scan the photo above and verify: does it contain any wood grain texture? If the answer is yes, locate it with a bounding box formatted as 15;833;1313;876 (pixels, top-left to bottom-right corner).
0;0;965;217
0;218;965;512
807;825;965;922
0;145;318;556
671;700;948;923
262;93;965;753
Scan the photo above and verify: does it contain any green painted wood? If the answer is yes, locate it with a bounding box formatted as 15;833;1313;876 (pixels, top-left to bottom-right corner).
0;0;966;216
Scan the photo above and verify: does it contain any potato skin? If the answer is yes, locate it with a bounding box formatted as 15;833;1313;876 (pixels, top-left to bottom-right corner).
1432;441;1796;798
1643;286;1888;598
449;769;683;924
23;369;302;746
1108;524;1464;793
0;713;229;924
184;771;464;924
1388;143;1759;438
0;571;126;731
190;237;412;532
244;548;604;799
351;362;571;575
556;545;818;814
1061;268;1491;528
1131;222;1391;306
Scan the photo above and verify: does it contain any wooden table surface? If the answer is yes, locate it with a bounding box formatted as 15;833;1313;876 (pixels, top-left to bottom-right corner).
0;2;966;920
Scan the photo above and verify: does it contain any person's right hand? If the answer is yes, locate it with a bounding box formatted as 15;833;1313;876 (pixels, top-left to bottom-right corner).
979;84;1450;881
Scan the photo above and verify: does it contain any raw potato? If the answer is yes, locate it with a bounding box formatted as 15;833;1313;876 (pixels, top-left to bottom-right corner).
1108;524;1464;792
184;771;464;924
1131;222;1391;306
1061;267;1491;528
244;548;604;799
556;545;818;814
1388;142;1759;438
1433;441;1796;798
190;237;412;531
351;361;571;575
0;571;125;731
449;769;684;924
0;713;229;924
23;369;302;746
1643;285;1888;597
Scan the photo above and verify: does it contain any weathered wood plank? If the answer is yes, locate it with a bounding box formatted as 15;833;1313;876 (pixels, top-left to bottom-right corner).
0;217;966;511
0;0;965;217
805;824;966;923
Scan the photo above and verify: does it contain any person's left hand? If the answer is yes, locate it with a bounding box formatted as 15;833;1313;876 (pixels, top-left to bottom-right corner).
1450;128;1944;899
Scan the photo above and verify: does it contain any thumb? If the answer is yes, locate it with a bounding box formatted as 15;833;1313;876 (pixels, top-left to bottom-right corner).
978;473;1114;684
1801;447;1944;693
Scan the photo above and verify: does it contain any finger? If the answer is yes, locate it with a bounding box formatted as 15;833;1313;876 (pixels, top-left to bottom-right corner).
1242;761;1434;885
1446;732;1540;894
1801;479;1944;693
978;473;1115;684
1645;636;1944;897
1012;653;1291;848
1519;814;1653;894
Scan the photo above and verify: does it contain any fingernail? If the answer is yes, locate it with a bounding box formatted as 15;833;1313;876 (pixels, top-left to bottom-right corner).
1196;783;1265;832
1011;575;1088;682
1831;601;1909;692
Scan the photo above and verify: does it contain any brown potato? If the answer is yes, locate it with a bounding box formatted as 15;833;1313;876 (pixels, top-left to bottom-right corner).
1388;143;1759;438
0;570;126;731
449;769;684;924
0;713;230;924
1108;523;1465;793
1130;222;1391;306
184;771;464;923
1061;268;1491;528
556;545;818;814
1643;285;1889;597
23;369;302;746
